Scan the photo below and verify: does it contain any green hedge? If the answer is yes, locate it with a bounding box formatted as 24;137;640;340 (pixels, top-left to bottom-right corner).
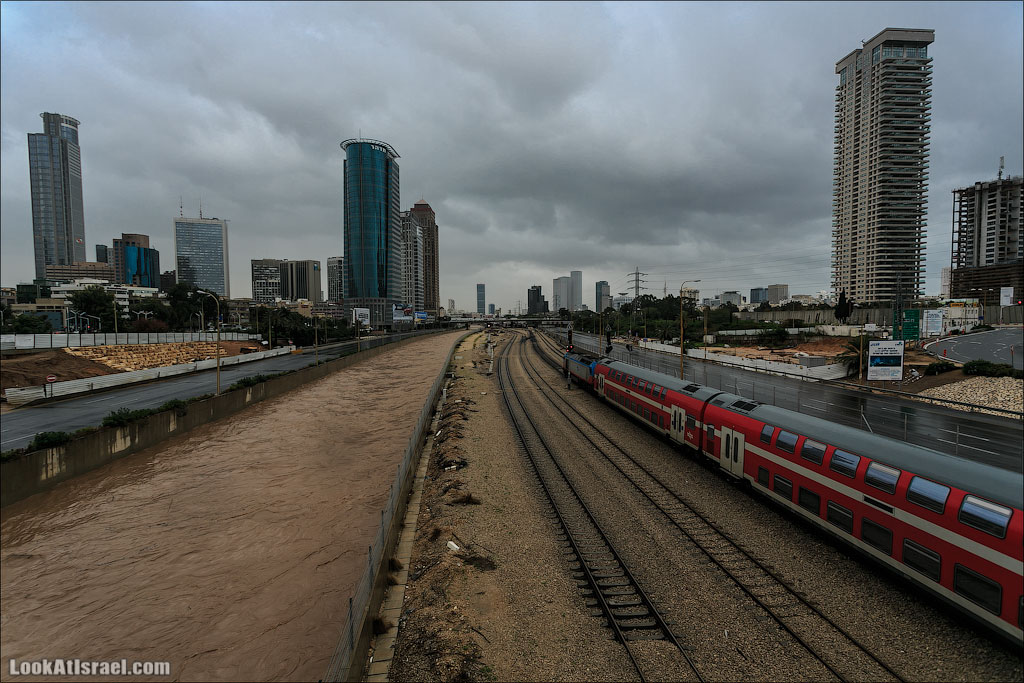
924;360;956;375
962;359;1023;379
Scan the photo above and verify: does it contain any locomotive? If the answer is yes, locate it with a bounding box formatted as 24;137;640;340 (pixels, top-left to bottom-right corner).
563;351;1023;645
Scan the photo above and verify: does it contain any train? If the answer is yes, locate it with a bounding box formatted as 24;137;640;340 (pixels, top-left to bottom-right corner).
563;351;1023;645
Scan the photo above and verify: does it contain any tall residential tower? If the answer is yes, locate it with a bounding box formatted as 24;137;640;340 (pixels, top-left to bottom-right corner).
411;200;440;317
341;138;401;328
832;28;934;303
29;113;86;278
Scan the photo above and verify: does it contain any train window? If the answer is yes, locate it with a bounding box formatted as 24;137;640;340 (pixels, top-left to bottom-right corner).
661;388;667;399
773;475;793;501
776;431;798;454
706;425;715;443
906;476;949;514
757;467;769;486
798;487;821;515
902;539;941;582
760;425;775;444
686;415;696;428
865;462;901;495
827;501;854;533
959;496;1012;539
652;384;660;394
644;407;650;420
829;449;860;478
954;564;1002;615
861;518;893;555
800;440;826;465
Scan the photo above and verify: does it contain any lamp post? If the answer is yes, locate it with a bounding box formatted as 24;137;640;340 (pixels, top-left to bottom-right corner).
196;290;221;395
679;280;701;381
313;315;319;365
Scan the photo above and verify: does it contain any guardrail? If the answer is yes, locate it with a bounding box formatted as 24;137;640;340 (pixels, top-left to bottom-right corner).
1;332;260;351
323;330;472;682
4;346;295;405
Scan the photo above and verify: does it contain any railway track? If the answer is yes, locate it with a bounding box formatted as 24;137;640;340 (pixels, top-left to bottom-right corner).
526;330;905;682
497;334;703;683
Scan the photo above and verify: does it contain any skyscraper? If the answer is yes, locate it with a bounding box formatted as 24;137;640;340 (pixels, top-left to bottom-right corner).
251;258;282;303
341;138;401;328
123;245;160;288
833;28;934;303
112;233;150;284
476;284;485;314
29;113;86;278
595;281;611;312
96;244;109;263
950;175;1023;298
400;209;425;313
570;270;582;311
326;256;343;303
411;200;440;317
527;285;548;315
552;276;570;312
280;259;323;302
174;216;230;297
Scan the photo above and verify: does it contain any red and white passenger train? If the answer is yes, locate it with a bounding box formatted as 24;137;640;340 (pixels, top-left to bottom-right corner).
563;352;1023;644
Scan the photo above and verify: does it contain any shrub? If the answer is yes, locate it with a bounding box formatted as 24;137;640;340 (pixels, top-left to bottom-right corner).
158;399;189;416
27;431;71;451
962;359;1023;379
756;327;789;348
924;361;956;376
102;407;156;428
1;448;26;462
72;426;99;438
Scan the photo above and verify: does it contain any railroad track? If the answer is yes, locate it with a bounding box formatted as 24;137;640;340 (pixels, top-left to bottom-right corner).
526;330;905;683
497;334;703;683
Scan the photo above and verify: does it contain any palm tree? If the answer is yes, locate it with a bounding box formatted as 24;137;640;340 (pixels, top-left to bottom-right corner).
836;335;869;378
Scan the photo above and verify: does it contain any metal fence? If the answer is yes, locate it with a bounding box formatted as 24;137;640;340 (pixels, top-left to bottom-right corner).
1;332;260;351
323;330;470;682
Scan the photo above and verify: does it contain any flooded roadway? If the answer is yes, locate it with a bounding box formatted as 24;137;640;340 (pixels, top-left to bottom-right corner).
1;331;463;681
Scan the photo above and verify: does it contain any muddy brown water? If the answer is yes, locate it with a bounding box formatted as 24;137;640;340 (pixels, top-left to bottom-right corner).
0;332;463;682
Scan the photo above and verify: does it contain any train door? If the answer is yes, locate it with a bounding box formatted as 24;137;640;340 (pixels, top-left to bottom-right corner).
597;372;605;396
670;405;685;444
719;427;745;479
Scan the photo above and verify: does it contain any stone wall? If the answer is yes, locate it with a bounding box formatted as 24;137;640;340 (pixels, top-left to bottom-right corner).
64;342;228;372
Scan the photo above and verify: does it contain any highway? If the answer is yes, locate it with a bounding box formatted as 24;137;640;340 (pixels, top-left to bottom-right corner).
562;331;1023;473
1;333;429;452
927;327;1024;369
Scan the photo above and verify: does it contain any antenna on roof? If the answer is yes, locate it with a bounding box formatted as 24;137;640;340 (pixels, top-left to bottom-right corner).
998;156;1005;180
179;196;183;218
199;196;203;219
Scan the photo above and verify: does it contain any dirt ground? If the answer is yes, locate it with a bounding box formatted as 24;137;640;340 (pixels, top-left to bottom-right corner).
0;341;251;394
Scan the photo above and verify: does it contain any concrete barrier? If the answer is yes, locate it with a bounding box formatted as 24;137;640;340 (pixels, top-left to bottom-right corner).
1;332;457;507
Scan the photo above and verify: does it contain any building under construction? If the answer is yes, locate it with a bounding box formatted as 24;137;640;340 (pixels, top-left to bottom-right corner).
950;173;1023;299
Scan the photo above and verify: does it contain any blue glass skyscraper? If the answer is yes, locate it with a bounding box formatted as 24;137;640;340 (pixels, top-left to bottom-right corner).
29;113;86;278
341;138;401;328
173;216;230;297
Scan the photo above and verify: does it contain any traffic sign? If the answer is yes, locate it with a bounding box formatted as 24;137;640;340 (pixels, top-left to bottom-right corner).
893;309;920;341
46;375;57;383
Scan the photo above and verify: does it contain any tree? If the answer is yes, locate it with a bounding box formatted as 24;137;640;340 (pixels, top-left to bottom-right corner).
836;335;869;378
8;313;53;333
133;317;169;332
835;291;852;324
755;301;772;312
67;285;117;331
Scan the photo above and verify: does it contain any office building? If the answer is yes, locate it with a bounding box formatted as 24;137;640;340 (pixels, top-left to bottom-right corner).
833;28;934;303
488;303;495;315
950;175;1023;298
174;216;230;297
341;138;401;328
400;210;425;313
527;285;548;314
123;245;160;288
679;286;700;302
448;298;456;315
280;259;323;303
160;270;176;293
326;256;343;303
596;281;611;312
29;113;87;278
721;291;742;306
112;233;150;284
44;261;114;282
476;284;485;314
767;284;789;305
96;244;109;263
251;258;282;303
411;200;440;316
552;276;571;312
750;287;768;304
570;270;582;311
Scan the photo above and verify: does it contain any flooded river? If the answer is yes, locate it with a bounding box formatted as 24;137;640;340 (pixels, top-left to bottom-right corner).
0;332;463;681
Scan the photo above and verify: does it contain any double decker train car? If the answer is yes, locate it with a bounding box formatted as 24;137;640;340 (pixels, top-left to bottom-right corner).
563;352;1024;645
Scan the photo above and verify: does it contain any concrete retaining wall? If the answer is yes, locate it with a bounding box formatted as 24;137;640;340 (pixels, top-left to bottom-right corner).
1;332;259;351
1;333;446;507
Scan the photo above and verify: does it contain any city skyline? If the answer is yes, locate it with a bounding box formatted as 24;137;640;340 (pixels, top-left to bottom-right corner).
2;3;1022;311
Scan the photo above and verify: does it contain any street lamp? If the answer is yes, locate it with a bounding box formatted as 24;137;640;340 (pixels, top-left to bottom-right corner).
679;280;701;381
196;290;221;395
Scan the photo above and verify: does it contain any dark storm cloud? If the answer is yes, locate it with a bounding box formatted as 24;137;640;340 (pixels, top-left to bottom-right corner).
2;2;1021;311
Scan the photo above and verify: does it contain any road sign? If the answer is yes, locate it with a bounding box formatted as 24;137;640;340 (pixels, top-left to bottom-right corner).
46;375;57;383
893;309;920;341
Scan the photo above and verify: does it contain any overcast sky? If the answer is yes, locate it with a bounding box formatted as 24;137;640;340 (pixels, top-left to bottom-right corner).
2;2;1021;312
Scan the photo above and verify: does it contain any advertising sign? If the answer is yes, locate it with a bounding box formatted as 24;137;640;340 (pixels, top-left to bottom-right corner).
415;311;428;320
867;340;905;381
392;303;414;323
1000;287;1014;306
353;308;370;327
924;309;943;336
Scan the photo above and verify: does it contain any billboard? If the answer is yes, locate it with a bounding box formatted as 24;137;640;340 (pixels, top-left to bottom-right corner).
867;340;905;381
415;311;428;320
392;303;414;323
924;309;943;337
1000;286;1014;306
352;308;370;327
